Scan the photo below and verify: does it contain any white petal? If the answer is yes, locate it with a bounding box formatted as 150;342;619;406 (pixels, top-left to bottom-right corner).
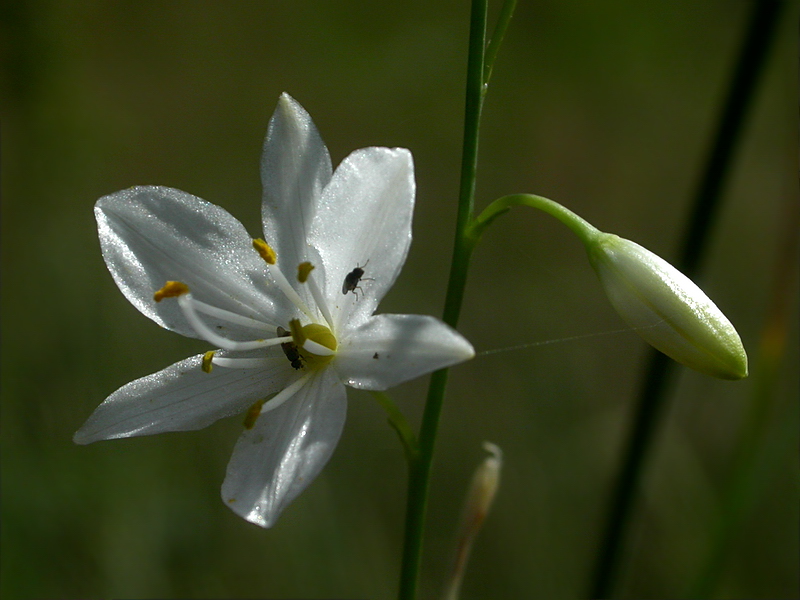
96;186;294;339
308;148;415;332
74;353;292;444
221;368;347;528
260;93;333;312
335;314;475;390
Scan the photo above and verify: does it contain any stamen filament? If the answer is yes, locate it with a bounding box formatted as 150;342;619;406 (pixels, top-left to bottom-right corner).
177;294;285;351
265;262;315;320
211;357;272;369
258;372;313;416
304;268;335;330
288;318;306;346
191;299;277;332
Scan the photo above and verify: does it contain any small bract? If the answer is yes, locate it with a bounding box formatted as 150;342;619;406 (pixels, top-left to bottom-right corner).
587;232;747;380
75;93;475;528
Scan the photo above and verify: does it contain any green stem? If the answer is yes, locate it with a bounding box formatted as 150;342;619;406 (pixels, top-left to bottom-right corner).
371;391;420;464
588;2;786;598
484;0;518;85
397;0;490;598
470;193;599;247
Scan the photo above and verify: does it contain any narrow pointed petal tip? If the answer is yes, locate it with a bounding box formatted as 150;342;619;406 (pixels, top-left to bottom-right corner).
221;370;347;528
588;233;748;381
73;429;92;446
335;314;475;391
73;354;289;445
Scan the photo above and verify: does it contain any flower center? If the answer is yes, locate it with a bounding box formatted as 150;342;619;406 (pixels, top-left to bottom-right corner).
301;323;338;352
151;238;338;374
287;319;337;370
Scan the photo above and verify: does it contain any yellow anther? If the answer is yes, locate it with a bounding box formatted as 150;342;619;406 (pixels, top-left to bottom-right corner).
243;399;266;429
297;262;315;283
153;281;189;302
252;238;277;265
201;350;215;373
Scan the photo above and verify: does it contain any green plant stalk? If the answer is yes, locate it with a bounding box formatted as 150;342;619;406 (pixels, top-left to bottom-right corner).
470;193;599;247
397;0;488;598
484;0;518;85
588;2;786;598
372;391;420;464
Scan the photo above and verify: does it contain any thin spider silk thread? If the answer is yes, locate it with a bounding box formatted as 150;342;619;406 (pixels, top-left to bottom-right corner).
476;323;663;357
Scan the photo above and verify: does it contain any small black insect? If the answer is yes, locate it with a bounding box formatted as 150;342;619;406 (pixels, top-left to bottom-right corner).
342;261;373;300
277;326;304;370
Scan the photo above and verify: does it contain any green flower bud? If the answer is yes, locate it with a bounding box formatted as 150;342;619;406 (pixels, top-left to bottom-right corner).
587;232;748;380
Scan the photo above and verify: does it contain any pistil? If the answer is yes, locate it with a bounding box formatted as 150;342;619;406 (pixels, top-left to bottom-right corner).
291;319;337;367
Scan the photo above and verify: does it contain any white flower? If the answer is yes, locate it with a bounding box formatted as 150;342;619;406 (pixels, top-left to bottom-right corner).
587;232;747;380
75;93;475;527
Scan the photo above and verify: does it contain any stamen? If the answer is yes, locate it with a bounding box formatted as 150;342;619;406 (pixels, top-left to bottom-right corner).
252;238;312;318
297;262;314;283
265;261;315;320
249;373;313;426
191;299;276;332
154;281;189;302
261;372;312;413
302;265;335;329
202;351;215;373
211;357;271;368
288;318;306;347
177;294;285;351
243;399;266;429
252;238;277;264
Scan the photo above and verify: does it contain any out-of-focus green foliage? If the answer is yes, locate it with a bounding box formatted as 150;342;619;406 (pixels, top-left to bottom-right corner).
2;1;797;598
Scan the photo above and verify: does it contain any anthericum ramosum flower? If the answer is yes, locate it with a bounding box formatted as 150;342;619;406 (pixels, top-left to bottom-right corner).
587;232;748;380
74;93;475;528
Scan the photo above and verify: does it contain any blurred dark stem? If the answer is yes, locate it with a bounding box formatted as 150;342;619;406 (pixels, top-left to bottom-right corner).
689;189;800;598
588;2;786;598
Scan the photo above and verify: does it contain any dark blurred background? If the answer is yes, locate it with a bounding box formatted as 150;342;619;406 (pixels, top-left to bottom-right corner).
2;1;797;598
